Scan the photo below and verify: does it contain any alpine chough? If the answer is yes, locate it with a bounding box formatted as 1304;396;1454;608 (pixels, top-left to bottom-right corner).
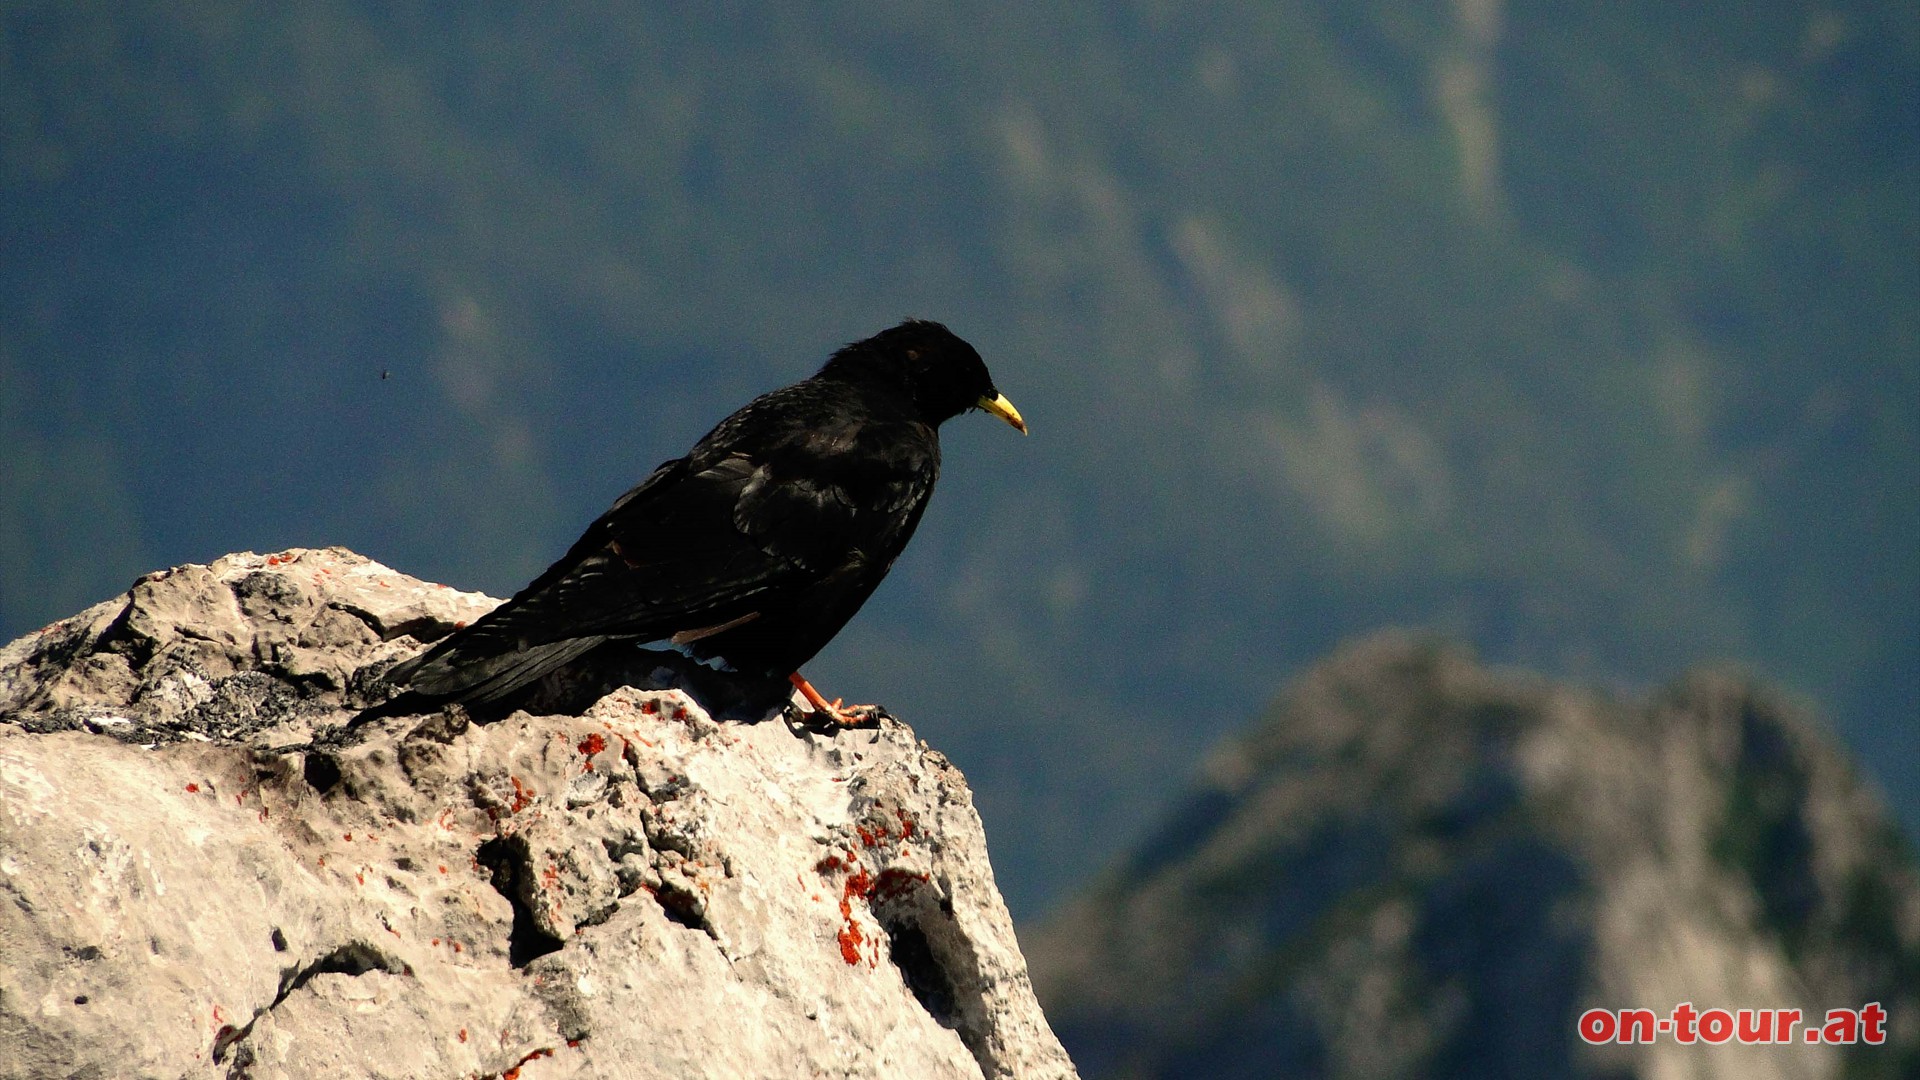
383;319;1025;725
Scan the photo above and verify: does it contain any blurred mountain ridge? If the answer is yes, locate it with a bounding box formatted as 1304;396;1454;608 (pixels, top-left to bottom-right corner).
1029;632;1920;1079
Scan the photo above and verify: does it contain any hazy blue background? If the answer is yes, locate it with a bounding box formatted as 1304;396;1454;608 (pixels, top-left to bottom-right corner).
2;1;1913;916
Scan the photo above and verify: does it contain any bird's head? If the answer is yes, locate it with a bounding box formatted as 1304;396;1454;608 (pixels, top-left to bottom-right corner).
820;319;1026;434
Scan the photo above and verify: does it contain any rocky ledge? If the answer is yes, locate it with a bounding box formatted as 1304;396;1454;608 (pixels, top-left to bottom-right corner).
0;547;1077;1080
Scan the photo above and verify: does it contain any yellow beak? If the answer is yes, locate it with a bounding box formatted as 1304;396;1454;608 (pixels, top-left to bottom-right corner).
978;392;1028;435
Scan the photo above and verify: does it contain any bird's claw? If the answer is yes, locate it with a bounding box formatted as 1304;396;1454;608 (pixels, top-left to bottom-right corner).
787;700;889;730
825;702;888;728
786;672;888;728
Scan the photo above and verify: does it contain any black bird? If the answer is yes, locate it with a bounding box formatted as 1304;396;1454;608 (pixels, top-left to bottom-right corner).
383;319;1025;724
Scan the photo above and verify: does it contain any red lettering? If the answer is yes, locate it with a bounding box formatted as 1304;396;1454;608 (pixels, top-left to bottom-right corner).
1671;1002;1698;1044
1573;1002;1883;1046
1861;1002;1886;1045
1578;1009;1615;1044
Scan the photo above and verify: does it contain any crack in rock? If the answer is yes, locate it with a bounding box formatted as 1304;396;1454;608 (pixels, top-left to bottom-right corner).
475;836;568;968
214;941;411;1070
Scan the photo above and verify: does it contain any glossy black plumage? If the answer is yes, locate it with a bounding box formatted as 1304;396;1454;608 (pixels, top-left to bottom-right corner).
384;319;1021;710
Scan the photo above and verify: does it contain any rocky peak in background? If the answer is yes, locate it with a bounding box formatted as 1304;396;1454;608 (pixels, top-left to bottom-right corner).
1028;634;1919;1080
0;548;1078;1080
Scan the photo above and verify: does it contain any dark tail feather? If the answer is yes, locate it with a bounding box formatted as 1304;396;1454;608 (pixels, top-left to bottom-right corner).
386;635;609;706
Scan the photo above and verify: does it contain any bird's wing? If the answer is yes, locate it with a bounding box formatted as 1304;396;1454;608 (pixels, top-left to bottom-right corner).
450;414;931;651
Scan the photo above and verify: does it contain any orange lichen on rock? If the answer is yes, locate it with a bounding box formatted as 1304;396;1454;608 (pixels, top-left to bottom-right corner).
576;732;607;768
875;867;929;903
508;776;535;814
835;864;876;966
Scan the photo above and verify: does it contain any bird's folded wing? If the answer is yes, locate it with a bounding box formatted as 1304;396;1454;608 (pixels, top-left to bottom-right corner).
454;441;919;650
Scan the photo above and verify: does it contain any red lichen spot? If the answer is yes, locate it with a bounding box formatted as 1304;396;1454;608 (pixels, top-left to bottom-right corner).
833;864;877;966
875;868;929;903
845;866;875;900
355;871;365;885
451;940;463;953
212;1004;226;1023
541;863;560;889
258;808;270;822
317;856;327;868
453;619;468;629
639;701;658;715
508;776;535;814
577;732;607;768
431;938;440;946
895;809;918;839
265;554;289;567
185;783;200;794
344;833;353;841
567;1038;581;1048
457;1027;468;1043
439;864;449;875
837;922;864;965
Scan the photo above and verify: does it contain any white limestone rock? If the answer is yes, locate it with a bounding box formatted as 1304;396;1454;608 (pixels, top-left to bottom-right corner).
0;548;1077;1079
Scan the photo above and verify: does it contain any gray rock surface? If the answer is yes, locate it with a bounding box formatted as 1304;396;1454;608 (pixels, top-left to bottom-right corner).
1029;634;1919;1080
0;548;1077;1080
